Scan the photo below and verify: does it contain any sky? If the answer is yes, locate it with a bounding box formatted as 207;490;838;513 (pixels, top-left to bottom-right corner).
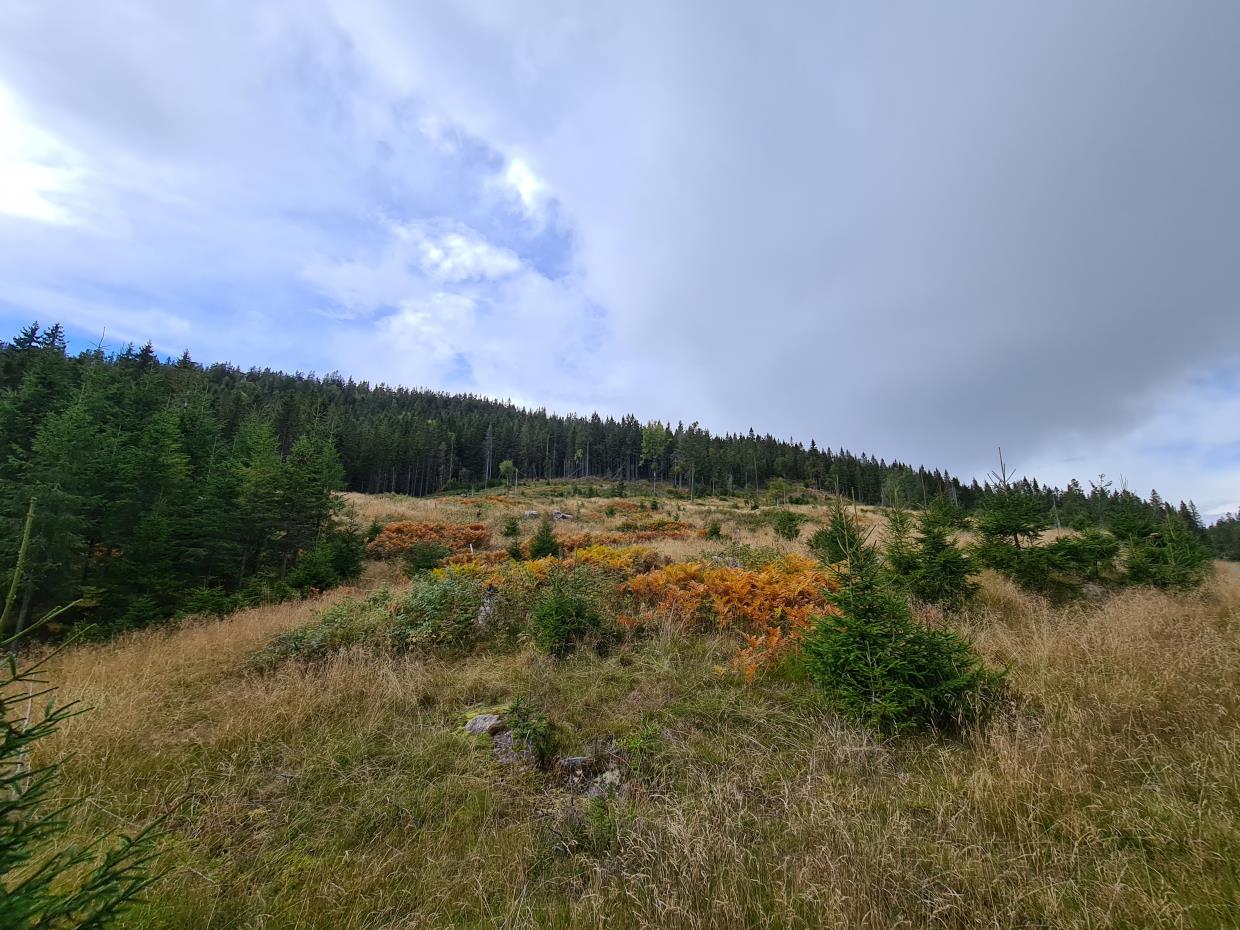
1;1;1238;518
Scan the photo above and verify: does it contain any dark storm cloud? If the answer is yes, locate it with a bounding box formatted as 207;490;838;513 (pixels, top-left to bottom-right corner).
1;1;1237;509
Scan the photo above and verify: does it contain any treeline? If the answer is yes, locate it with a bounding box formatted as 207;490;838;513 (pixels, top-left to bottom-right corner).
0;324;363;633
1205;512;1240;560
1;320;1232;631
3;324;1215;519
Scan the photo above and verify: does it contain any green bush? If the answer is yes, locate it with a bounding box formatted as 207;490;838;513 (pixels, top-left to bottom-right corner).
905;512;978;608
529;516;561;559
882;502;918;577
254;571;490;668
710;542;785;569
530;582;607;658
501;515;521;538
769;509;807;541
288;525;365;594
506;698;557;768
287;541;341;594
884;503;979;608
804;557;1002;735
252;588;395;667
1124;514;1213;591
394;572;485;651
978;527;1123;600
1045;529;1121;584
705;520;723;540
809;499;869;565
401;541;451;576
177;586;240;618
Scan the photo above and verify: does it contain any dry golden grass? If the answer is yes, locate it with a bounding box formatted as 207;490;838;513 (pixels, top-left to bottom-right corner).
26;490;1240;929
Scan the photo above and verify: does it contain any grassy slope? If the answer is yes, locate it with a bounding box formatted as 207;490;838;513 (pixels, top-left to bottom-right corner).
31;490;1240;929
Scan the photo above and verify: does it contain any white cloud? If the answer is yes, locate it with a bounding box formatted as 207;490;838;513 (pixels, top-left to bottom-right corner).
496;157;550;221
0;86;82;224
406;224;521;282
303;221;522;320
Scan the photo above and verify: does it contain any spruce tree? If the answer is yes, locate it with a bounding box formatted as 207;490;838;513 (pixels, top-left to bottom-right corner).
809;497;869;566
528;515;561;559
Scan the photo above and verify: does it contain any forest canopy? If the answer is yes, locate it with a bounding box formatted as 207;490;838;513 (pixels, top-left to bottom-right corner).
1;322;1232;630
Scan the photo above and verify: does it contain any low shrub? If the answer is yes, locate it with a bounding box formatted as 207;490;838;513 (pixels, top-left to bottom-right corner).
804;558;1002;735
885;505;978;608
507;698;558;768
529;515;561;559
501;516;521;538
621;553;838;675
366;521;491;558
288;525;366;594
394;571;486;651
616;515;681;533
770;509;807;541
709;541;785;569
1124;514;1213;591
530;581;609;657
177;586;240;618
402;541;452;575
252;588;396;668
809;499;869;566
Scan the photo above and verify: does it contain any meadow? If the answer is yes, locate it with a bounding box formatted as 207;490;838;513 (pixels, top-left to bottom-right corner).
28;485;1240;929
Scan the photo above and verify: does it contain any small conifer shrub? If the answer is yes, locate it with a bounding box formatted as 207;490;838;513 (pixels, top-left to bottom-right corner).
1124;514;1213;591
770;509;807;541
528;515;561;559
804;557;1002;734
402;541;452;576
809;498;868;566
530;584;607;658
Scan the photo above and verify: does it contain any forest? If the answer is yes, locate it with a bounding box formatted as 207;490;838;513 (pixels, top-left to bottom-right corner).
0;321;1232;632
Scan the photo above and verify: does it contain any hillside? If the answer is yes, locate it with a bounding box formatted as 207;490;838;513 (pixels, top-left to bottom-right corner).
22;487;1240;928
5;323;1226;641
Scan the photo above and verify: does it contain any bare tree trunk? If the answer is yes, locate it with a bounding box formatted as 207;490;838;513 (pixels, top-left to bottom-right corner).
2;497;36;636
15;587;33;634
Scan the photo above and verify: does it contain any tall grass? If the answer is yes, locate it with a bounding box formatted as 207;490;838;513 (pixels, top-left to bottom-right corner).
28;548;1240;927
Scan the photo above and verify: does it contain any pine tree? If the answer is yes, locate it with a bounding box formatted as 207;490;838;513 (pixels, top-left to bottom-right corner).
529;515;561;559
907;508;977;608
809;497;871;567
803;549;1000;734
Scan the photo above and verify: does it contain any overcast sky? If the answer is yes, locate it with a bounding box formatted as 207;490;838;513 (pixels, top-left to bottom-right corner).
1;2;1238;517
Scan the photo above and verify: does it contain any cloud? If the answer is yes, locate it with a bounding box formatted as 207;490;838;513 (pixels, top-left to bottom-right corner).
490;157;552;225
0;86;83;224
409;223;522;282
0;1;1238;510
